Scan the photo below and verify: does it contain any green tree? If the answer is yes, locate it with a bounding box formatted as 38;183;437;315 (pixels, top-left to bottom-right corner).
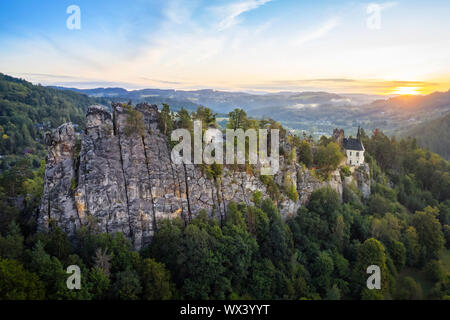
411;206;445;261
227;109;249;130
386;240;406;272
139;258;174;300
28;241;68;299
111;268;142;300
44;226;72;263
444;225;450;249
394;276;422;300
0;259;45;300
23;159;45;205
147;218;184;285
89;267;110;299
314;142;344;175
284;173;299;202
311;251;334;293
307;187;341;224
225;202;246;229
368;194;397;215
181;222;226;299
402;226;421;267
325;284;341;300
245;205;269;244
0;221;24;260
260;199;294;270
428;272;450;299
124;105;145;137
193;106;216;128
248;258;276;299
361;288;385;300
297;140;313;168
222;205;258;294
158;104;174;136
353;238;389;297
424;260;444;282
176;107;193;131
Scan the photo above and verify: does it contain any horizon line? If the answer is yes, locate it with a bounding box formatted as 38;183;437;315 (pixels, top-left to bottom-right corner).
4;72;449;97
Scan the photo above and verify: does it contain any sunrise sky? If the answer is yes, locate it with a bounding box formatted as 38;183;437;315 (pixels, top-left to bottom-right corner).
1;0;450;95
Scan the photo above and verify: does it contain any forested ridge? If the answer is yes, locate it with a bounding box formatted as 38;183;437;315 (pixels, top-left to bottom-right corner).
399;114;450;160
0;74;449;300
0;73;100;169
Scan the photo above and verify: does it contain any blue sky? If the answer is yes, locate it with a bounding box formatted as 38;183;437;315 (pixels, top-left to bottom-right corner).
1;0;450;94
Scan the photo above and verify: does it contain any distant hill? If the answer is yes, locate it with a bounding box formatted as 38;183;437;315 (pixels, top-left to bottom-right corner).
370;91;450;114
50;86;205;112
249;91;450;137
51;86;129;97
50;86;383;114
399;114;450;159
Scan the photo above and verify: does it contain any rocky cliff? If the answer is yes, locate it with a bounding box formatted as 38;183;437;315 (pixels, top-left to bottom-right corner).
39;103;371;249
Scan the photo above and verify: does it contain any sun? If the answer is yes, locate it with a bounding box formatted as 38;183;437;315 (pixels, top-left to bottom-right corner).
392;86;421;95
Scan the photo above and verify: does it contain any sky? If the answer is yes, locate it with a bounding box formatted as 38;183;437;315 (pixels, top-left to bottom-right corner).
1;0;450;95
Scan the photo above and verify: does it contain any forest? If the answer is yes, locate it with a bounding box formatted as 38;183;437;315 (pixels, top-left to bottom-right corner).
0;75;449;300
399;114;450;160
0;73;101;170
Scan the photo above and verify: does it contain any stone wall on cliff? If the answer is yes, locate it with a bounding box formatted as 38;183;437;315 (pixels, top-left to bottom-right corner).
39;103;371;249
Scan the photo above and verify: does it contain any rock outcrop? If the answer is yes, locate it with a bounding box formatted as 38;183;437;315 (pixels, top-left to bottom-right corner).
39;103;371;249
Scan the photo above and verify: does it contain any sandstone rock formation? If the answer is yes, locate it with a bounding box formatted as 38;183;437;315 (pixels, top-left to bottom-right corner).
39;103;371;249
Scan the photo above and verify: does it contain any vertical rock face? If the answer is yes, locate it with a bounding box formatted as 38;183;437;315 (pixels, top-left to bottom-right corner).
75;104;131;241
39;103;371;249
355;163;371;199
39;123;78;233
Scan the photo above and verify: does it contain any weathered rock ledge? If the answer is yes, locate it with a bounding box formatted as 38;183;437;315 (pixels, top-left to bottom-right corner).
39;103;371;249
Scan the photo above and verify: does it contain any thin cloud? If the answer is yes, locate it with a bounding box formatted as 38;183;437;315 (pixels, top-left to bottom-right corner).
41;35;105;71
295;18;340;46
214;0;273;31
164;0;198;24
304;79;357;83
139;77;184;85
373;1;398;11
223;78;439;94
19;73;83;80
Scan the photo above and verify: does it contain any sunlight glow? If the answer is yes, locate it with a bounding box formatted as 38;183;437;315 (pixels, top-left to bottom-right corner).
392;87;421;95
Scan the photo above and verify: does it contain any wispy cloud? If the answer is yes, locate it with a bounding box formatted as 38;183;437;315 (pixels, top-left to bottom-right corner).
370;1;398;11
213;0;273;31
164;0;198;24
221;78;439;95
139;77;183;85
295;17;340;46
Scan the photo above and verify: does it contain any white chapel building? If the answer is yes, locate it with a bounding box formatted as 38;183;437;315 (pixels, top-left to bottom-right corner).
343;127;365;166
